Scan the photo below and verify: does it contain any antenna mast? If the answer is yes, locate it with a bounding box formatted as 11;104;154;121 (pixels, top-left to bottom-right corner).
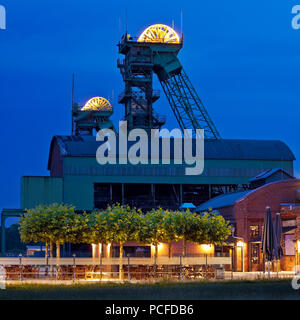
181;9;183;39
125;9;128;34
71;73;75;135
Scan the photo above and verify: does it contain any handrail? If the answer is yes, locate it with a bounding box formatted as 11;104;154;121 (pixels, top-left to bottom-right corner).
0;256;231;266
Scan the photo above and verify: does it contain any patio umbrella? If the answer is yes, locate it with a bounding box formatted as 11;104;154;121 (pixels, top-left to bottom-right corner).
179;203;196;211
274;212;283;276
261;207;278;278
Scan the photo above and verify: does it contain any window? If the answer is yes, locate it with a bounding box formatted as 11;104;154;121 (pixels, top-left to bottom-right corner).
250;225;259;239
285;235;295;256
112;246;151;258
251;243;260;264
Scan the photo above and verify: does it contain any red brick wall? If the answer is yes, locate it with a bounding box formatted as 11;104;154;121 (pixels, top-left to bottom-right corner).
49;139;63;177
227;179;300;271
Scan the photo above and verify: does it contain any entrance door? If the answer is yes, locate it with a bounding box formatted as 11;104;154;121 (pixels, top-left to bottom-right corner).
236;247;243;272
250;243;260;271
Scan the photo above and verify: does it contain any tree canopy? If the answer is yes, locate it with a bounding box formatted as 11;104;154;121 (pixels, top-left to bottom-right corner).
19;203;231;259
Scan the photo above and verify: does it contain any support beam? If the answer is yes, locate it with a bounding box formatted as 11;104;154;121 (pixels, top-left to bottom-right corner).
151;184;155;206
121;183;124;205
0;209;25;257
180;184;183;204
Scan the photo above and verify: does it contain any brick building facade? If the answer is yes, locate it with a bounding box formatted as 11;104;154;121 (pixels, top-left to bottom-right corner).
197;179;300;272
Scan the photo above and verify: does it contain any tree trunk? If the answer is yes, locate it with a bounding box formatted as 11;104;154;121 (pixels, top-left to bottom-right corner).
183;237;187;257
154;244;158;277
100;243;104;280
56;241;61;259
49;241;54;276
45;242;49;276
49;241;53;258
109;243;113;278
168;241;172;277
119;242;124;280
45;242;49;259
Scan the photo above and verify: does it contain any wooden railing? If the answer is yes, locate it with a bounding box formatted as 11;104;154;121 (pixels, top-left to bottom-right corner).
0;256;231;266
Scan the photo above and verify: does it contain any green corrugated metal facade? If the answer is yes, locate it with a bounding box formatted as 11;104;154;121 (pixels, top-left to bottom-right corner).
21;176;63;209
19;134;295;211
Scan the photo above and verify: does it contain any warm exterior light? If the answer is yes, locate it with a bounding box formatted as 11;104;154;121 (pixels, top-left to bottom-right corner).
107;243;111;257
137;24;180;44
297;240;300;252
81;97;112;112
151;243;164;253
158;243;163;251
92;243;96;258
201;244;213;253
237;241;244;247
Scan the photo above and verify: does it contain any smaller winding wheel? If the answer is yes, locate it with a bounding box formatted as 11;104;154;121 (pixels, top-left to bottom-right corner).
81;97;112;112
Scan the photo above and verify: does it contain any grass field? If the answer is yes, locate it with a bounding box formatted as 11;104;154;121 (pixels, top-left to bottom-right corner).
0;279;299;300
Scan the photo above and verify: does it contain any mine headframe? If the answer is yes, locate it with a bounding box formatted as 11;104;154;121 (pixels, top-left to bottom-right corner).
72;97;114;136
118;25;221;139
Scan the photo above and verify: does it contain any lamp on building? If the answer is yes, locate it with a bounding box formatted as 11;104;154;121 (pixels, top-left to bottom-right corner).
201;244;213;253
151;243;164;257
231;227;245;273
91;243;96;259
237;241;244;247
297;240;300;252
107;243;111;257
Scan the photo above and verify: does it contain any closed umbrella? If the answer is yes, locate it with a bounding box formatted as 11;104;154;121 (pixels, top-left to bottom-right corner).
262;207;278;278
275;212;283;276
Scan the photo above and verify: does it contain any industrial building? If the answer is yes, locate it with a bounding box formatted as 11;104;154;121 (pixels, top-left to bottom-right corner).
197;178;300;272
1;24;297;270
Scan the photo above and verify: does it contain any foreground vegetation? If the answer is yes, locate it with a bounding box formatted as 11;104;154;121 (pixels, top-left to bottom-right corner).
0;280;299;300
19;203;231;258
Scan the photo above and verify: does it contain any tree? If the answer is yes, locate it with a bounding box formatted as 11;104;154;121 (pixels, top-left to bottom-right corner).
172;210;200;257
205;212;231;245
20;205;54;259
137;208;165;258
63;211;90;245
20;203;78;258
88;210;110;255
160;210;180;259
45;203;79;258
193;211;231;245
103;204;141;279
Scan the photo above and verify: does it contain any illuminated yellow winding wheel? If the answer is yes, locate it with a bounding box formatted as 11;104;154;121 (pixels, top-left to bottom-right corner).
81;97;112;112
137;24;180;44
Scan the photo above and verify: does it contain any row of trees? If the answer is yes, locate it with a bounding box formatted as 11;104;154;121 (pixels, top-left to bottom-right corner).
19;203;232;259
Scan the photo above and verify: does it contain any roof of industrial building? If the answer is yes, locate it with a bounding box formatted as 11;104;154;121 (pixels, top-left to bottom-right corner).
249;168;295;182
196;190;252;211
48;135;295;167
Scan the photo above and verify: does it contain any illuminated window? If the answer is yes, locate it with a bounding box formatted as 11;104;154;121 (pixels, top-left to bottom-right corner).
250;225;259;239
251;243;260;264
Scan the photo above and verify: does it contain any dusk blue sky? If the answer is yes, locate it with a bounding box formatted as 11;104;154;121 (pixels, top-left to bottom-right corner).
0;0;300;215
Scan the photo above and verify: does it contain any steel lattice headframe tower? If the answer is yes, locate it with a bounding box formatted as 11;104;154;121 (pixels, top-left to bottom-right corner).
118;24;221;139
